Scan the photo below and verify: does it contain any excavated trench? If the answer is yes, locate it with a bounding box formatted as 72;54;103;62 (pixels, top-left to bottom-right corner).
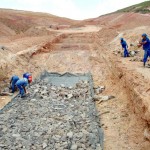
0;72;103;150
0;31;150;149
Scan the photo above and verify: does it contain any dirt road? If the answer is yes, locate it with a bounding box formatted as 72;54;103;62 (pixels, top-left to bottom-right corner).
48;25;102;33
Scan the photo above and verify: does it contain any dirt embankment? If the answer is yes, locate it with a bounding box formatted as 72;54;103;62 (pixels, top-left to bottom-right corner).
0;33;66;92
0;8;76;35
108;26;150;128
33;34;67;56
91;13;150;132
95;26;150;143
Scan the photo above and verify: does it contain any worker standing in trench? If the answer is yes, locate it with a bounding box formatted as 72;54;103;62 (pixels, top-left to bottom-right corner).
120;38;129;57
138;33;150;67
15;73;32;98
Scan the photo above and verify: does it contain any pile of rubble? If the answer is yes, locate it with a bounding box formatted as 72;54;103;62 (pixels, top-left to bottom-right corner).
0;79;103;150
0;46;8;51
129;56;143;62
113;49;140;58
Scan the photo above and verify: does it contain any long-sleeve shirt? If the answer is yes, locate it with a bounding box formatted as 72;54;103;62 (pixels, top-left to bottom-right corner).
121;40;128;49
142;37;150;51
16;78;28;87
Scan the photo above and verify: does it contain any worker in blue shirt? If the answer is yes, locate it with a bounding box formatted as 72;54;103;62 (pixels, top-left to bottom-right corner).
138;33;150;67
16;76;32;98
120;38;129;57
10;75;19;93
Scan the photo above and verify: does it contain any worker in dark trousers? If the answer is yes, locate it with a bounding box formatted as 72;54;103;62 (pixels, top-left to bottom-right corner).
138;33;150;67
120;38;129;57
10;75;19;93
16;75;32;98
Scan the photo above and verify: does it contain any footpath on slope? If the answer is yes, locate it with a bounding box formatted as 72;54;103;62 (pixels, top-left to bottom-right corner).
0;71;103;150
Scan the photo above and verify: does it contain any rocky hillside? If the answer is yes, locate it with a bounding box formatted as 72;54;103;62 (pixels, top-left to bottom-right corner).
117;1;150;14
73;1;150;30
0;9;76;35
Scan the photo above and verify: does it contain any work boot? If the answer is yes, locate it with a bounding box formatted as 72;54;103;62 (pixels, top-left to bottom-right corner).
21;94;26;98
143;62;146;67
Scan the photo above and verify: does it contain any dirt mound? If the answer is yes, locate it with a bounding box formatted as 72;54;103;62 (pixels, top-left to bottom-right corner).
83;12;150;30
0;9;77;35
24;26;52;36
33;34;66;55
0;22;16;36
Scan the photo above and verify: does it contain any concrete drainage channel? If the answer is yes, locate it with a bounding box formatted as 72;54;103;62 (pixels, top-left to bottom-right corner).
0;71;103;150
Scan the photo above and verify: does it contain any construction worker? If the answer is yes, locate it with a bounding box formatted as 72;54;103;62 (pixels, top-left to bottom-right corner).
16;76;32;98
10;75;19;93
138;33;150;67
120;38;129;57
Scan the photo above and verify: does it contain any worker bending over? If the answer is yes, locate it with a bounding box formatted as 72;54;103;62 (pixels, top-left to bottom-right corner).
120;38;129;57
16;73;32;98
10;75;19;93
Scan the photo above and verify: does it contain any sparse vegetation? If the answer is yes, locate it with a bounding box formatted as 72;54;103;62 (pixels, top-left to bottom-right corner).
117;1;150;14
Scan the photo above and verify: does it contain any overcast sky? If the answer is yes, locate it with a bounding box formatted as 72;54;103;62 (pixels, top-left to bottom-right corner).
0;0;147;20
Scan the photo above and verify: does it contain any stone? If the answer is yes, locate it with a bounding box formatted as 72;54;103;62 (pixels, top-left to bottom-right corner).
96;144;102;150
0;46;7;50
31;99;37;102
74;132;83;139
2;126;7;132
42;142;47;149
61;142;68;147
93;95;100;101
101;95;115;101
129;51;136;57
53;135;61;141
68;86;73;90
67;94;73;99
12;134;21;138
0;144;7;148
94;95;115;101
0;75;102;149
100;86;105;90
94;86;105;94
130;43;135;46
71;144;78;150
61;136;67;142
21;126;30;132
81;129;88;135
34;89;39;93
60;84;65;88
51;87;57;91
67;131;73;138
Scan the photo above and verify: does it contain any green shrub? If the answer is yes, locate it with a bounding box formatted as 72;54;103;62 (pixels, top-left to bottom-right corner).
117;1;150;14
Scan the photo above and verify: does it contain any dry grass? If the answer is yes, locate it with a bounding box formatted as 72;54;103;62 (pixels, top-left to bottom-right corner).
117;1;150;14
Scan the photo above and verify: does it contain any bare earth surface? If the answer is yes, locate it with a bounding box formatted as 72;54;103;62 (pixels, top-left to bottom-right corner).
0;10;150;149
